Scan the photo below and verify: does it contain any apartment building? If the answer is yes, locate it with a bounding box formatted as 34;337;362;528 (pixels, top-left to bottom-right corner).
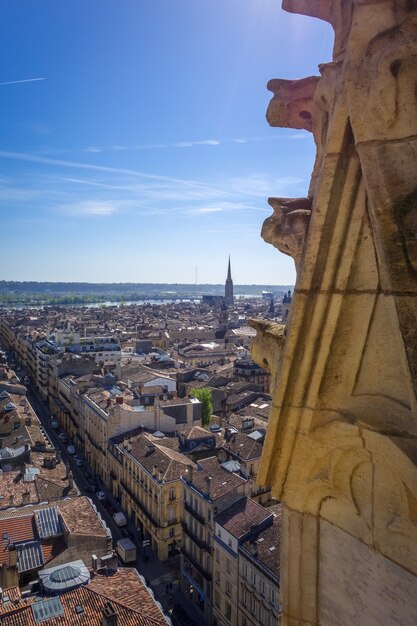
219;430;271;505
181;456;249;624
108;431;194;561
212;498;274;626
238;508;281;626
54;331;122;365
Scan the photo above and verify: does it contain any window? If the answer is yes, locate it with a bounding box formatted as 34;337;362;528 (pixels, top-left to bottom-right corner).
225;602;231;621
226;580;232;597
215;590;220;608
242;588;248;607
169;486;175;501
251;596;256;615
226;559;231;574
216;548;220;563
215;571;221;584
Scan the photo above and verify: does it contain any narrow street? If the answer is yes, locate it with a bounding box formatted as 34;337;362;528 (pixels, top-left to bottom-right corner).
25;378;201;626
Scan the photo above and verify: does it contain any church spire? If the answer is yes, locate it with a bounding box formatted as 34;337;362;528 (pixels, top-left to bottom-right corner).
224;255;234;306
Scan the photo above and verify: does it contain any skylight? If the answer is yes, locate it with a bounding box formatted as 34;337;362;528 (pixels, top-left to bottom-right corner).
32;597;64;623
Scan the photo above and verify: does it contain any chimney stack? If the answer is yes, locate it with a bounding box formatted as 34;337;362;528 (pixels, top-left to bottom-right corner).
8;544;17;568
91;554;98;572
102;602;118;626
188;464;193;484
205;476;212;497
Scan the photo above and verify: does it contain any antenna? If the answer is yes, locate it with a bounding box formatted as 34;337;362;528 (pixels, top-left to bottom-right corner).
195;265;198;285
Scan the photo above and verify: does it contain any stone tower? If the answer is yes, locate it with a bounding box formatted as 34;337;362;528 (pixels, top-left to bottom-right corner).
250;2;417;625
224;256;234;306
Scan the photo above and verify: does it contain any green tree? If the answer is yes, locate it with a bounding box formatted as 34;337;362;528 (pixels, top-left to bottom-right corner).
190;387;212;426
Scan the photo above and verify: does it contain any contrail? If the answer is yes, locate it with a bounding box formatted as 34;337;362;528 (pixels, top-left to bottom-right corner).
0;77;46;86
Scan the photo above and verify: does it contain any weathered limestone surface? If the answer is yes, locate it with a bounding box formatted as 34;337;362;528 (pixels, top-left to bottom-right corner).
251;2;417;624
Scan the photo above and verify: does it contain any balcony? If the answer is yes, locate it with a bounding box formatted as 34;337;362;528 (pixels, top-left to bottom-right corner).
182;521;212;553
184;500;206;526
121;480;160;529
181;547;211;581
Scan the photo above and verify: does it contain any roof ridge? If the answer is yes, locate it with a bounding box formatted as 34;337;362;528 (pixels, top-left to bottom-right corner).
83;585;165;625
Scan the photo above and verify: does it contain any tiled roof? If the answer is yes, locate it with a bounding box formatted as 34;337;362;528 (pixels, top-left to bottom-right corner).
188;456;247;501
242;505;282;577
0;584;166;626
221;432;264;461
215;497;272;539
89;567;164;620
58;497;109;537
0;516;35;566
127;434;195;482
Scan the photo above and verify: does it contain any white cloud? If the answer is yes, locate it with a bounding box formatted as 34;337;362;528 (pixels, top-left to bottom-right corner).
0;77;45;86
84;147;102;153
61;200;120;216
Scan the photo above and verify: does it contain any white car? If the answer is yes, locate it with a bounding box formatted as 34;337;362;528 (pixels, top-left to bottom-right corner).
113;512;127;527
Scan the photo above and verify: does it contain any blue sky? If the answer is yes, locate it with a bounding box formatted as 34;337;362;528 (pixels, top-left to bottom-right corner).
0;1;333;284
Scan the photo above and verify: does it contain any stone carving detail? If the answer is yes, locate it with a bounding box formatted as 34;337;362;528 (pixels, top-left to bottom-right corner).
252;2;417;624
262;197;312;271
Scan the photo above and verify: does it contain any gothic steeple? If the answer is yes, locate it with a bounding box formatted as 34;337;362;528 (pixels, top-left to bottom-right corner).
224;255;234;306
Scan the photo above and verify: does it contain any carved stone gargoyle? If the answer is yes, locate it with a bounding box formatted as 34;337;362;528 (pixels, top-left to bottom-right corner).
262;197;312;272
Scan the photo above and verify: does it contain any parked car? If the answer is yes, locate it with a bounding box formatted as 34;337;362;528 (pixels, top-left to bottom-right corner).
58;433;68;443
73;456;83;466
96;491;107;502
113;512;127;527
67;445;76;455
85;482;96;492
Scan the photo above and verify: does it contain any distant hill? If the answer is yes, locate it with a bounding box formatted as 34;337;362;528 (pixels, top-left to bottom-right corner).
0;281;292;295
0;281;293;306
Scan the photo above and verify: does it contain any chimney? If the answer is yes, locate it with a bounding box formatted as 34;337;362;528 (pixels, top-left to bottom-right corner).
205;476;212;497
0;587;3;602
68;470;74;490
188;464;193;484
106;398;111;408
102;602;118;626
22;491;30;504
8;544;17;568
9;495;14;506
55;448;61;463
116;396;123;405
123;438;128;449
158;468;163;482
91;554;98;572
152;465;158;477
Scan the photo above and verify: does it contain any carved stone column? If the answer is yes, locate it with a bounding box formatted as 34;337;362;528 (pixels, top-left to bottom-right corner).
252;2;417;625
